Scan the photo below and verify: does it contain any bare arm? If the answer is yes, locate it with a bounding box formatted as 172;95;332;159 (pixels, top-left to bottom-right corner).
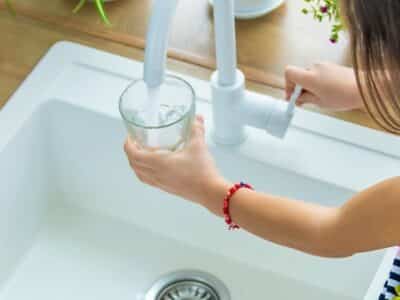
124;117;400;258
205;177;400;257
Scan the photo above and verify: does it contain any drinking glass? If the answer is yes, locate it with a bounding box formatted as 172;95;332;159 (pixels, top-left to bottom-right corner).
119;75;196;151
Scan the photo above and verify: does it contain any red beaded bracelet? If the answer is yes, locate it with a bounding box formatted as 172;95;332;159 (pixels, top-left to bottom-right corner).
223;182;253;230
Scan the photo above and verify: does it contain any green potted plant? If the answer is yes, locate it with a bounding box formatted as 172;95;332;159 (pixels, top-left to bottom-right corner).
302;0;343;43
5;0;112;25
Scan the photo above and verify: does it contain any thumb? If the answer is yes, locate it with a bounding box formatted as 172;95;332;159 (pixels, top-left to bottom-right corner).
190;115;206;140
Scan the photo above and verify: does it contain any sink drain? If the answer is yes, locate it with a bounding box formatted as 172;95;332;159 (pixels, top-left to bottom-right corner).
156;280;218;300
145;270;230;300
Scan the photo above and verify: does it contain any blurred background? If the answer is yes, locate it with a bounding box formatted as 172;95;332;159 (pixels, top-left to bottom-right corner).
1;0;374;129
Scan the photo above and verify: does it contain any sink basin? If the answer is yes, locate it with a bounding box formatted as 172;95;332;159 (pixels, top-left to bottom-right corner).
1;41;399;299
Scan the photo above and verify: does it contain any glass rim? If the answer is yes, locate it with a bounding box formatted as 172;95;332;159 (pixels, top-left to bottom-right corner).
119;74;196;130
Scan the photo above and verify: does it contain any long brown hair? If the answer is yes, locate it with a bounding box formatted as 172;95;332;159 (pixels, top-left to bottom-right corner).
341;1;400;134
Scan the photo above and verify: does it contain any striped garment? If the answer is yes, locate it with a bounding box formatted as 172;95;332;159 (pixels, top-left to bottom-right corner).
379;248;400;300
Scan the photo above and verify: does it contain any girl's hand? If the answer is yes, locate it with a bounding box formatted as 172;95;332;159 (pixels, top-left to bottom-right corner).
124;116;230;214
285;62;364;111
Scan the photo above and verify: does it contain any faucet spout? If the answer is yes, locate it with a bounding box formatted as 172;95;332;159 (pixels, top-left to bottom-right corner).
143;0;178;88
144;0;298;144
144;0;238;88
213;0;238;86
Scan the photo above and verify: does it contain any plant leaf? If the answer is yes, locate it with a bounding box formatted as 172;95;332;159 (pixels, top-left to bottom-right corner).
94;0;111;25
5;0;16;16
73;0;87;14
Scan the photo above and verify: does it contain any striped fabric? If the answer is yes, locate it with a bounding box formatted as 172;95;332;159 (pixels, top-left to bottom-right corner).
379;248;400;300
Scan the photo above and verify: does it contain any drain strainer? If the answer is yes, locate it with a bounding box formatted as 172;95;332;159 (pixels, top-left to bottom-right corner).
157;280;219;300
145;270;230;300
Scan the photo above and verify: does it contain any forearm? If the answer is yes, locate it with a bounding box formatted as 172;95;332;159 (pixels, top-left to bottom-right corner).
203;177;400;258
342;66;365;111
331;177;400;253
204;180;341;257
230;189;342;256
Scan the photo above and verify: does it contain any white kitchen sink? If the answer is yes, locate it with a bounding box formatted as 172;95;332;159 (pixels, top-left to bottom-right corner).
1;41;399;299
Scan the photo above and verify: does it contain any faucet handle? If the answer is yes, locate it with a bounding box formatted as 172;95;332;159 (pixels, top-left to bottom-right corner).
265;85;302;139
286;84;303;116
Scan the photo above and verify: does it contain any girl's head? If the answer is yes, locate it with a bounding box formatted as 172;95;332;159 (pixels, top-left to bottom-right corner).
341;1;400;133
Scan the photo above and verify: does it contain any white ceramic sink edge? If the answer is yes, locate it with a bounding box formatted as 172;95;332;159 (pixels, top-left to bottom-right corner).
0;41;398;299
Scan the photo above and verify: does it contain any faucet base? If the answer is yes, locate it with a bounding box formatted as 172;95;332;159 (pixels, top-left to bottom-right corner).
211;69;294;145
211;70;247;145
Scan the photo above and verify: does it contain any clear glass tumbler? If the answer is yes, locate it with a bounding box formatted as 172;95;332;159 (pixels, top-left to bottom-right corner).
119;75;196;151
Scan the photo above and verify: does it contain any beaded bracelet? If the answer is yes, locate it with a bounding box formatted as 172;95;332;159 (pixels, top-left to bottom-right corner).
223;182;253;230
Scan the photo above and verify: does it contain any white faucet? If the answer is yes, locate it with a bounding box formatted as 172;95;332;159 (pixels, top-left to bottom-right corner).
143;0;301;144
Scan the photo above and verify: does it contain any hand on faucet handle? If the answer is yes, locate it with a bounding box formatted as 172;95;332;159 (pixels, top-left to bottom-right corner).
284;63;365;112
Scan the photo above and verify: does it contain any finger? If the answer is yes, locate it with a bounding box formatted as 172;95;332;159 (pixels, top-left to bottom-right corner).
190;118;206;139
127;155;155;172
134;169;159;187
284;71;296;100
124;139;156;170
296;92;320;106
127;151;162;184
124;137;162;167
285;66;315;96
